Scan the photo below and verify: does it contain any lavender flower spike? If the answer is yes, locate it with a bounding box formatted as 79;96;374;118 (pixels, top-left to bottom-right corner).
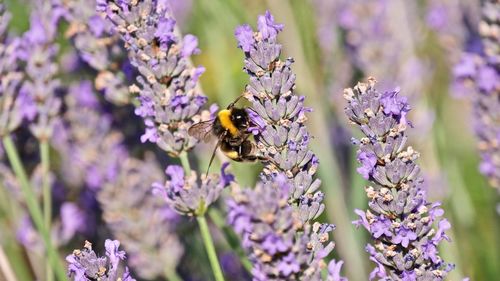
98;157;183;279
0;5;31;136
153;163;231;217
453;1;499;189
237;10;324;225
344;78;454;280
99;0;209;156
66;239;135;281
19;0;65;140
227;175;337;280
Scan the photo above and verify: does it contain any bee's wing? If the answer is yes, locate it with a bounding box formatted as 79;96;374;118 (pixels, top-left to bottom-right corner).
188;120;215;143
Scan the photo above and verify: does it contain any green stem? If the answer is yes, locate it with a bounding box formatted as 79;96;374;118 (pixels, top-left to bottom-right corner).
208;208;253;273
164;269;182;281
197;216;225;281
2;136;66;281
179;152;191;175
0;245;17;281
40;141;53;281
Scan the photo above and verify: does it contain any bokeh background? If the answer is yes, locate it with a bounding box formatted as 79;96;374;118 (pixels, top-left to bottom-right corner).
1;0;499;280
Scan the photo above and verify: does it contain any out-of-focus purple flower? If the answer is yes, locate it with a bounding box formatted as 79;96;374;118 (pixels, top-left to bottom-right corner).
453;1;500;189
19;0;65;140
100;0;212;156
98;157;183;279
227;176;336;280
66;240;136;281
335;0;437;140
63;0;132;105
424;0;472;54
58;202;87;243
220;252;251;281
52;81;127;191
153;164;231;216
0;5;29;136
345;78;454;280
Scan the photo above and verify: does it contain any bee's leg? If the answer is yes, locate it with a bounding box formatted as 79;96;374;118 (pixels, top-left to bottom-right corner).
206;138;222;177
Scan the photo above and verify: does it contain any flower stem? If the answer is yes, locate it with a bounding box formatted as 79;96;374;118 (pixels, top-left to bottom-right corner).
2;136;66;281
208;208;252;273
179;152;191;175
40;140;53;281
197;215;225;281
0;246;17;281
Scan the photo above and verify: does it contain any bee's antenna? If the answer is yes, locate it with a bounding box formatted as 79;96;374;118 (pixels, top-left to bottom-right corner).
227;93;246;109
206;138;222;177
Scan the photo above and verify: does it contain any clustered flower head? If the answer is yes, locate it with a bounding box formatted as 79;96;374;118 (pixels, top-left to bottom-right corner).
18;0;66;140
236;11;324;225
0;5;32;137
153;163;232;217
99;0;211;156
98;156;183;279
232;11;346;281
66;239;135;281
344;78;454;280
453;0;499;189
228;175;339;281
52;81;127;191
63;0;131;105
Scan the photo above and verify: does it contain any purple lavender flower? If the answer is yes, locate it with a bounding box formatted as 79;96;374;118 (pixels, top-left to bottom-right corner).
237;10;325;225
344;78;454;280
18;0;66;140
63;0;131;105
335;0;436;137
98;157;183;279
424;0;470;54
99;0;211;156
0;5;31;136
232;11;345;280
453;1;500;189
327;260;348;281
66;239;136;281
153;164;230;216
227;176;335;280
52;81;127;191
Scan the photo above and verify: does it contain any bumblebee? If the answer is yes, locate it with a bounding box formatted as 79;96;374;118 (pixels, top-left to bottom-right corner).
188;95;264;174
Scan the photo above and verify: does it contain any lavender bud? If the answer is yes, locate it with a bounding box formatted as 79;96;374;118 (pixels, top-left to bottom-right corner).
453;1;499;189
345;78;454;280
153;163;231;216
98;156;183;279
66;239;136;281
227;175;335;280
100;0;210;156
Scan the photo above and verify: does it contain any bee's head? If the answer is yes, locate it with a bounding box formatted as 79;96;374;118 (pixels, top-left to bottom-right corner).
230;108;249;129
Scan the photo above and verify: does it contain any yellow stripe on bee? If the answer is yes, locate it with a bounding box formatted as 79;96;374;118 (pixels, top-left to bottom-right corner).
218;109;239;137
224;150;239;160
